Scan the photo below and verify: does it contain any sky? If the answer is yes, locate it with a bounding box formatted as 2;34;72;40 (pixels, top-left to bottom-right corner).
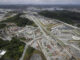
0;0;80;5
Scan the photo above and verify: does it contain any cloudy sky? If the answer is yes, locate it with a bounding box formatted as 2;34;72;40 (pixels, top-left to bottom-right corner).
0;0;80;5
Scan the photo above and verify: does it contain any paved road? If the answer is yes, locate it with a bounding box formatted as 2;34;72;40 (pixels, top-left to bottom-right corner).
19;44;28;60
30;54;42;60
26;15;72;60
55;19;80;29
19;14;80;60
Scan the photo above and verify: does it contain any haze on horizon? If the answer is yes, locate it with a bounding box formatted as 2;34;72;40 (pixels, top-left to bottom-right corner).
0;0;80;5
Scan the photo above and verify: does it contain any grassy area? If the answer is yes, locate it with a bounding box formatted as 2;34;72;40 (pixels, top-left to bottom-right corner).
33;50;46;60
23;46;46;60
20;37;26;41
77;24;80;27
0;37;25;60
1;13;36;27
57;40;66;47
78;41;80;48
46;24;56;31
23;46;35;60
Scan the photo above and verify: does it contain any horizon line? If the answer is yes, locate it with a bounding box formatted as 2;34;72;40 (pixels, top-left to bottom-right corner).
0;4;80;5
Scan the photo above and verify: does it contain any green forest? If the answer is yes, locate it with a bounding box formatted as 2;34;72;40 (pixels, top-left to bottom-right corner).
1;13;36;27
39;10;80;25
0;37;25;60
0;24;6;29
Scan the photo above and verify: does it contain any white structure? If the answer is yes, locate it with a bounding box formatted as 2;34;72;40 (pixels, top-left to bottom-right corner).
0;50;6;58
72;36;80;40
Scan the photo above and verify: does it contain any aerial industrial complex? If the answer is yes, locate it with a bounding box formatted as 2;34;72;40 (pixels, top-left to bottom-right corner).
0;7;80;60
